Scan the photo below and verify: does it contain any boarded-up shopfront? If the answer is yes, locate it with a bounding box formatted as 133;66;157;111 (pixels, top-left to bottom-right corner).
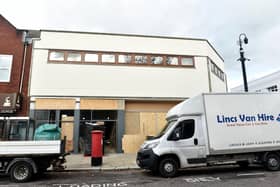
122;101;179;153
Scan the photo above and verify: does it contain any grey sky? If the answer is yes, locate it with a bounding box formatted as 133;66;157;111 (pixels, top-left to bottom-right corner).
1;0;280;88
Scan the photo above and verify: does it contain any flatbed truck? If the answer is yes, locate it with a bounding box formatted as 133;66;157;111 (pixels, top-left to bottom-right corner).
0;117;67;182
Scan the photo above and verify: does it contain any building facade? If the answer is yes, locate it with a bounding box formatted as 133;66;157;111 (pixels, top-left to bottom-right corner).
0;15;36;116
231;70;280;93
29;30;227;153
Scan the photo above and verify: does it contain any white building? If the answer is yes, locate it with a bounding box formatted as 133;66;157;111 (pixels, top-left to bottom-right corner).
29;30;227;153
231;70;280;93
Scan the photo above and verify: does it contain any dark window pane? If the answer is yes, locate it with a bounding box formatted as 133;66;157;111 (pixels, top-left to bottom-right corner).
135;56;148;64
166;57;178;65
151;56;163;65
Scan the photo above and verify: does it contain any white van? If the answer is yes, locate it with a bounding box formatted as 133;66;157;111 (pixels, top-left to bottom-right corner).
136;93;280;177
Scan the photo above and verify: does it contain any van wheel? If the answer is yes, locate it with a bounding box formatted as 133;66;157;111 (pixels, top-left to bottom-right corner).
159;157;178;178
265;153;280;171
10;161;33;183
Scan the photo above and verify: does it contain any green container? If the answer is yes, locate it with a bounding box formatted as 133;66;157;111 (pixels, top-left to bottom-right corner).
34;124;61;140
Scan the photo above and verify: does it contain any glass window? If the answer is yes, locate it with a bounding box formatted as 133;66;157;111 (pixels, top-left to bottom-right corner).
118;55;132;64
85;53;98;62
0;54;13;82
67;53;81;62
49;51;64;61
166;56;178;65
151;56;163;65
102;54;115;63
8;121;27;141
173;119;195;140
135;55;148;64
0;121;4;140
267;85;278;92
181;57;194;66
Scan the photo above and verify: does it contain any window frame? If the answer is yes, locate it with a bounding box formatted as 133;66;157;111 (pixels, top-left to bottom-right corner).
47;50;196;69
101;53;116;64
0;54;13;82
48;51;66;62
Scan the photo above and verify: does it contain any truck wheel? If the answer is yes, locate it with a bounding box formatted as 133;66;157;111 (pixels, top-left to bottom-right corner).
159;157;178;177
237;161;249;168
10;162;33;183
265;153;280;171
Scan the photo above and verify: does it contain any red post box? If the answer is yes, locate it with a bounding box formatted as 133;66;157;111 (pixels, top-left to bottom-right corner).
91;130;103;166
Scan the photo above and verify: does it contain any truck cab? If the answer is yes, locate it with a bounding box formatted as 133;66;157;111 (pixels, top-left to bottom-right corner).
137;115;207;177
0;117;34;141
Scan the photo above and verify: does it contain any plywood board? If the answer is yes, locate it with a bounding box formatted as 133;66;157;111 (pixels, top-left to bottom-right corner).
140;112;157;136
122;135;145;153
65;140;73;152
125;112;140;134
35;99;76;110
80;99;122;110
61;116;74;141
156;112;167;134
125;101;180;112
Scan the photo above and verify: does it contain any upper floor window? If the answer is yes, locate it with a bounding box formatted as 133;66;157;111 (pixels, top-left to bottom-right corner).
118;54;132;64
210;60;225;82
102;54;115;63
135;55;148;64
181;57;194;66
49;51;64;61
48;50;195;68
85;53;98;63
267;85;278;92
151;56;163;65
0;54;13;82
67;52;81;62
166;56;179;65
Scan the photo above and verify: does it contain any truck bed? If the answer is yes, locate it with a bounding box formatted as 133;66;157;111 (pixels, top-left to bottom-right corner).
0;140;61;156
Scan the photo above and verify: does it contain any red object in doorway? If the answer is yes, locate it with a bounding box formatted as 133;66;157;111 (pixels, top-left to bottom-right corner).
91;130;103;166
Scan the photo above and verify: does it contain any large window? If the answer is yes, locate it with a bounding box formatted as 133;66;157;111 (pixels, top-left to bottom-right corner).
48;50;195;68
0;54;13;82
210;60;225;82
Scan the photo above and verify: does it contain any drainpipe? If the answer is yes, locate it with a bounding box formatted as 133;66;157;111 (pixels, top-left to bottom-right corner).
207;58;212;92
19;31;28;94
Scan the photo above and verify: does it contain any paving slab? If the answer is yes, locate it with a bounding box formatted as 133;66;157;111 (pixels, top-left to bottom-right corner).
64;153;140;171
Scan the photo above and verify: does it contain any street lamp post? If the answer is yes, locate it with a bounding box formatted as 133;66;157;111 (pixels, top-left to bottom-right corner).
238;33;249;92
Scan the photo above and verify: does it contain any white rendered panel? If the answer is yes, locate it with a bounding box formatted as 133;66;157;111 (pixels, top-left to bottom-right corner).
0;141;61;155
204;93;280;154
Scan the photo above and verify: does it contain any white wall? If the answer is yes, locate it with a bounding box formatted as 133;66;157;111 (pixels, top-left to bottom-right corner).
30;31;226;98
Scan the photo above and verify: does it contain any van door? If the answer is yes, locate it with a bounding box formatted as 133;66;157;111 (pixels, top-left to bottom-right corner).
168;116;206;168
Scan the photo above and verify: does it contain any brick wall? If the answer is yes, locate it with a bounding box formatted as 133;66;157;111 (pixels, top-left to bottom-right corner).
0;15;32;116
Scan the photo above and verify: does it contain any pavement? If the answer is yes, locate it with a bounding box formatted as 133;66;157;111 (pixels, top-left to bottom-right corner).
65;153;140;171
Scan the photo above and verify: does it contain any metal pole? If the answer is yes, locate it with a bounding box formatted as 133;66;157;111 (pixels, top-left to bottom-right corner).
238;33;249;92
239;46;248;92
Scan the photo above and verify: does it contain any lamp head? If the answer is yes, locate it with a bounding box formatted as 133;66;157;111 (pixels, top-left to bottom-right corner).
244;36;248;44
